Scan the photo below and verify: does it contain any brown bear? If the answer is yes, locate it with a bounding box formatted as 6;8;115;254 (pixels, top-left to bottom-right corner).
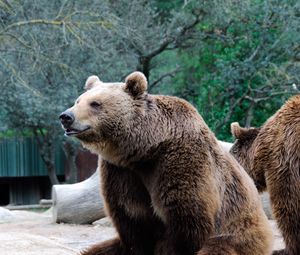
59;71;273;255
230;95;300;255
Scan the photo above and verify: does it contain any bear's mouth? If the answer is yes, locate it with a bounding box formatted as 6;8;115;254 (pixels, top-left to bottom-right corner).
64;127;91;136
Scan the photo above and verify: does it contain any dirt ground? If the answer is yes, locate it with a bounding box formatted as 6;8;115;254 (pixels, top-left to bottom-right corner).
0;208;284;255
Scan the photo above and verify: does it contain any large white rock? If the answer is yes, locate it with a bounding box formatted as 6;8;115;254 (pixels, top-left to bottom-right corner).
52;168;105;224
217;140;233;152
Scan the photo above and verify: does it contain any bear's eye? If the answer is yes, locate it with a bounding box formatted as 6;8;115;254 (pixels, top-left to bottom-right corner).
90;101;101;108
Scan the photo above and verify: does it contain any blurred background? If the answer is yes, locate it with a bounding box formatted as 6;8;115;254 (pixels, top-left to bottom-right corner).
0;0;299;206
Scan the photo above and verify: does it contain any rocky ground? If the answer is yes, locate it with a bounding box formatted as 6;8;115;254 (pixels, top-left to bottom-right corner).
0;208;115;255
0;207;284;255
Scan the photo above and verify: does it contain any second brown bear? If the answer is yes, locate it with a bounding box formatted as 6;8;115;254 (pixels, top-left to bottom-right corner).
231;95;300;255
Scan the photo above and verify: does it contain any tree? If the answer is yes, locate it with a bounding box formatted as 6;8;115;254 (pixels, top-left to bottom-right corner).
101;0;250;88
165;0;300;140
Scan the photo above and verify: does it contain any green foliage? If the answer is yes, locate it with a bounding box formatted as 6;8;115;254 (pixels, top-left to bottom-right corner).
0;129;34;138
159;0;300;141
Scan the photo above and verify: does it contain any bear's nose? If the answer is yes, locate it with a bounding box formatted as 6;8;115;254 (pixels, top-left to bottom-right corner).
59;111;75;128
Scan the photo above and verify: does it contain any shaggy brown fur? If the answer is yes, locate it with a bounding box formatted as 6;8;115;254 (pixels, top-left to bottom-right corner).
60;71;273;255
230;95;300;255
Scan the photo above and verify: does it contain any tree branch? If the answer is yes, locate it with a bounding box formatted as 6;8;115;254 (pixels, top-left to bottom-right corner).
0;57;43;97
149;66;181;90
214;89;250;134
244;91;294;103
0;19;113;35
144;15;201;60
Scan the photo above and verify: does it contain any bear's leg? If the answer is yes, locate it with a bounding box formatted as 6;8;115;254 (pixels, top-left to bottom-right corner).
272;249;286;255
153;189;215;255
155;200;216;255
85;161;163;255
155;232;238;255
268;177;300;255
198;229;272;255
81;212;163;255
153;158;217;255
110;207;163;255
196;236;238;255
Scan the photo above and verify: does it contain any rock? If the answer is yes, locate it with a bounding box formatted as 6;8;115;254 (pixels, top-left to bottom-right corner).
93;217;113;227
0;207;15;223
218;140;233;152
52;169;105;224
261;192;273;219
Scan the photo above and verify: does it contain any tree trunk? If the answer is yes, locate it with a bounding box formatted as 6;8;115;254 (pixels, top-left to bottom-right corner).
33;129;60;185
46;161;60;185
62;141;78;184
137;56;150;81
52;168;105;224
245;101;255;127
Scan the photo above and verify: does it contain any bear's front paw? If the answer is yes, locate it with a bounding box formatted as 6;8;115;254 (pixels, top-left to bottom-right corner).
80;238;124;255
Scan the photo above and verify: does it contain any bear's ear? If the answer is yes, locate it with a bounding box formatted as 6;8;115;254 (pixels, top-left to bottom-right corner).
231;122;260;139
84;75;102;90
231;122;248;139
124;71;148;97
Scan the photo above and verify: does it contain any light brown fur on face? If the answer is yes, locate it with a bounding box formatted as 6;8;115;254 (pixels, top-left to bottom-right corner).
61;71;273;255
230;95;300;255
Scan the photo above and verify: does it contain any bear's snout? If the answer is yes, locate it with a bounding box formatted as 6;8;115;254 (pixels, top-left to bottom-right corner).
59;110;75;128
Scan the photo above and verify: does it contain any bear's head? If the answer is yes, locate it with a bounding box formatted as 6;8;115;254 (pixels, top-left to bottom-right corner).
230;122;260;164
59;71;148;158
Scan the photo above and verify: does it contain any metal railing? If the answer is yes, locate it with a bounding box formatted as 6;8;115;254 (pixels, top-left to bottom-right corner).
0;137;65;177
